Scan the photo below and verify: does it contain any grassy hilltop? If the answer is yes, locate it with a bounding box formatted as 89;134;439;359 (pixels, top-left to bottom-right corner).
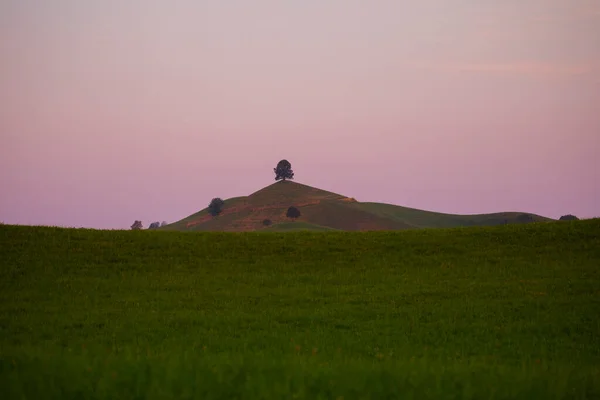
1;219;599;399
164;180;553;232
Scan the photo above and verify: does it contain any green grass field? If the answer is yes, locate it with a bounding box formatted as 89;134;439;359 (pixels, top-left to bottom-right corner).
1;220;599;399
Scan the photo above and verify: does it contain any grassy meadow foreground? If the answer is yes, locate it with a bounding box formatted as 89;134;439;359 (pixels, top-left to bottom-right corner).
1;220;599;399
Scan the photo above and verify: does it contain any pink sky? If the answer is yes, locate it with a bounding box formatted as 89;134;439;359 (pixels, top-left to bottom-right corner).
1;0;599;229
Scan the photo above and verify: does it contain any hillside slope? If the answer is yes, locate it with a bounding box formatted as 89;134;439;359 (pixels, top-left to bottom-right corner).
352;202;550;229
164;180;553;232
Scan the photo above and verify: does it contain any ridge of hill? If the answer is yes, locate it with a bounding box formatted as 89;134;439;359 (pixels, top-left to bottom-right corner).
163;180;553;232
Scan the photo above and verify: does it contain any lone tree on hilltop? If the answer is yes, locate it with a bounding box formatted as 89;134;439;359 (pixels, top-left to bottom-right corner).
208;198;225;216
274;159;294;181
131;220;143;230
286;206;301;221
148;221;160;229
559;214;579;221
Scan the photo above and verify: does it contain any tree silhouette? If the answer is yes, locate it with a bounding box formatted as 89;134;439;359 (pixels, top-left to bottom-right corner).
208;198;225;216
130;220;143;230
559;214;579;221
274;159;294;181
286;206;301;220
148;221;160;229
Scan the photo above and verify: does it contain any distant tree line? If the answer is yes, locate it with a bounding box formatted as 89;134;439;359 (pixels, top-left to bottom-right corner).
131;221;167;230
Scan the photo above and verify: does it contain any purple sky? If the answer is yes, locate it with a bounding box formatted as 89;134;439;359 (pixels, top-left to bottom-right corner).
1;0;599;229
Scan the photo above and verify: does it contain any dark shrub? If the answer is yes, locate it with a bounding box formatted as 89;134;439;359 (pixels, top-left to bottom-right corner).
208;198;225;216
559;214;579;221
286;206;301;220
130;220;143;230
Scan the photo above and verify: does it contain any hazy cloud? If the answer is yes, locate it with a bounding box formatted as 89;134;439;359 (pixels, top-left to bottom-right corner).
529;0;600;23
406;57;600;77
448;61;599;77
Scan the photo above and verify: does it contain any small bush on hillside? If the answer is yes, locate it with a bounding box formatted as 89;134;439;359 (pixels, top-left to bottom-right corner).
130;220;143;230
559;214;579;221
262;219;272;226
286;206;301;220
148;222;160;229
208;198;225;216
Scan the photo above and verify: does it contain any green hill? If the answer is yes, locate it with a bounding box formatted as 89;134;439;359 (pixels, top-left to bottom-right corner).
263;221;340;232
164;180;553;231
1;220;599;398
